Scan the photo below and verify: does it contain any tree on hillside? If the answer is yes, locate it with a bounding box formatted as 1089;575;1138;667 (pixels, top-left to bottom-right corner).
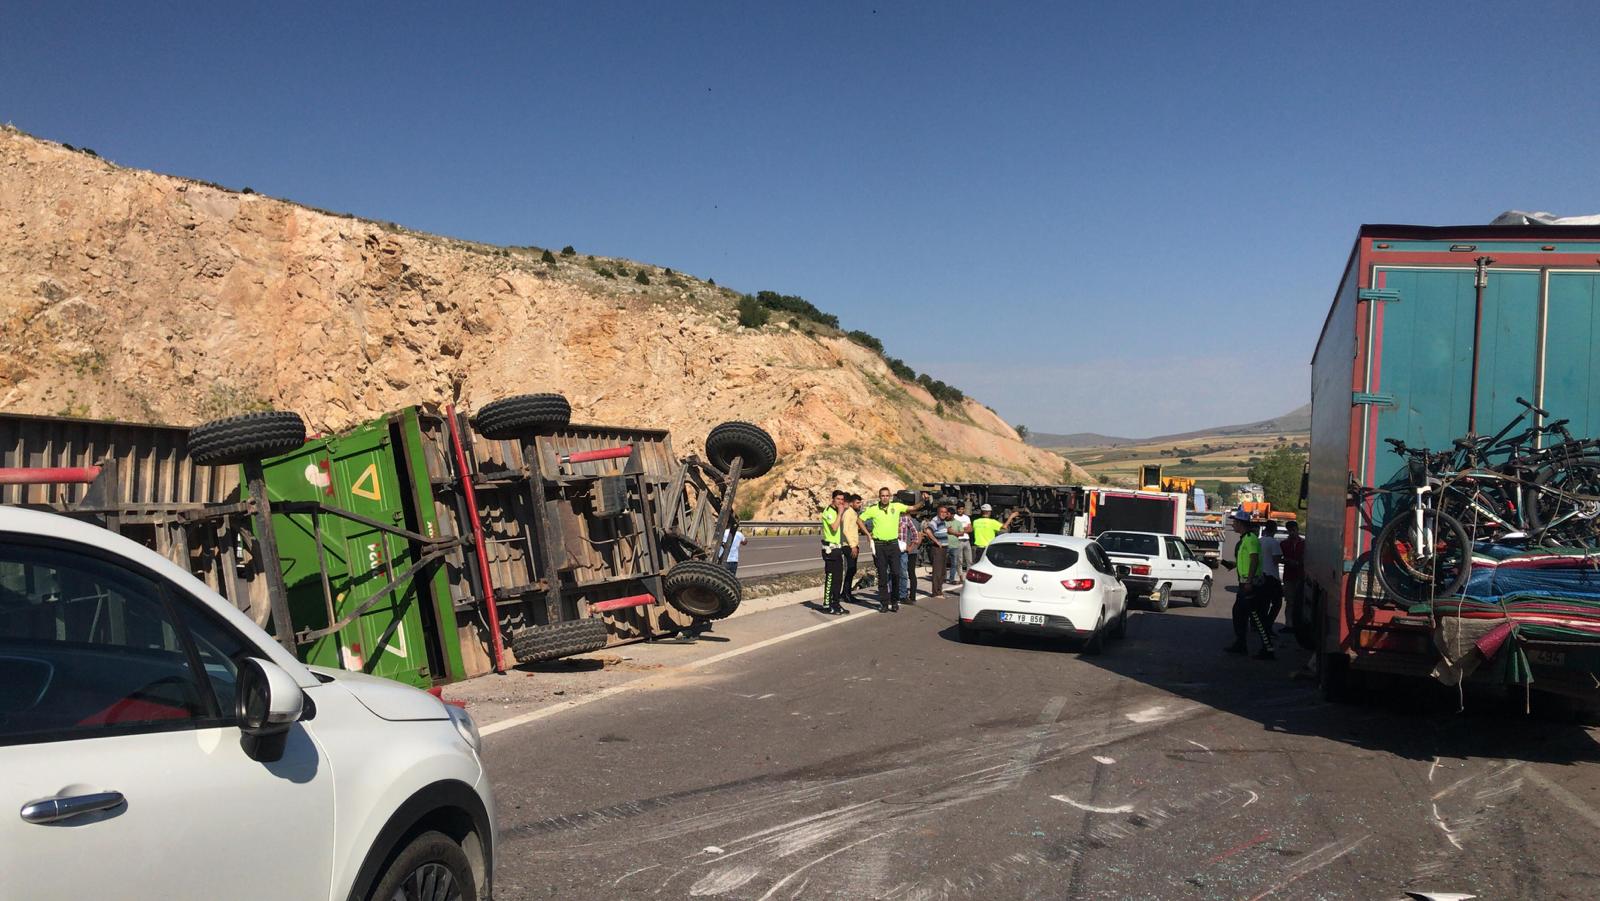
737;294;770;328
1014;424;1030;441
1248;445;1306;513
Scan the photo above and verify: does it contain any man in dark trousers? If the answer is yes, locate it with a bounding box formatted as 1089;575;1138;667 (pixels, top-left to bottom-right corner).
860;487;924;612
1278;519;1305;634
818;490;850;615
1221;509;1277;659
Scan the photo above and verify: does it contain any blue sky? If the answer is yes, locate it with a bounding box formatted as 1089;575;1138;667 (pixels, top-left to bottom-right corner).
5;1;1599;436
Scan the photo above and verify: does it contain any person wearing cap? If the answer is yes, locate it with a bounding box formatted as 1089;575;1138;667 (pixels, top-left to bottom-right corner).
969;504;1019;562
1221;508;1276;659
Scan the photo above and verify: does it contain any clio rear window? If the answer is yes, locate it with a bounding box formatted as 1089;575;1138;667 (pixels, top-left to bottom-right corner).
984;544;1078;572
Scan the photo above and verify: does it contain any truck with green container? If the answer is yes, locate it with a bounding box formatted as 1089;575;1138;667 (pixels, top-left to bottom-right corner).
1304;223;1600;705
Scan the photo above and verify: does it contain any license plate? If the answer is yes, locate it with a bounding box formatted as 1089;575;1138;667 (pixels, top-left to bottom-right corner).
1529;649;1567;667
999;612;1046;626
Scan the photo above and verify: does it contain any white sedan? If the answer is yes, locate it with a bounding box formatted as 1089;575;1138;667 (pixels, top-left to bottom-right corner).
958;533;1129;653
0;506;495;901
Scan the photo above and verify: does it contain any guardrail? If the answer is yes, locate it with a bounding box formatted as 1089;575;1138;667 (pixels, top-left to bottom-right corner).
742;520;820;537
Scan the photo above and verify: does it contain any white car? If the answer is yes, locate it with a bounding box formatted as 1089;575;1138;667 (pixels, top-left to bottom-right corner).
958;533;1129;652
0;507;495;901
1095;530;1213;612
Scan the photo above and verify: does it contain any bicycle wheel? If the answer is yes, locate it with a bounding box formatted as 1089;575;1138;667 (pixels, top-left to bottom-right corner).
1374;507;1473;603
1528;460;1600;548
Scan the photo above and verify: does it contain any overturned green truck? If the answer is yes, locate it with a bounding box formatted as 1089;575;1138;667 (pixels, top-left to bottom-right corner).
0;397;776;688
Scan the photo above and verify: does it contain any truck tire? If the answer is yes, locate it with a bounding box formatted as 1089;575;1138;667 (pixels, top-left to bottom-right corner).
510;618;609;663
664;560;742;620
472;394;571;440
1150;584;1170;613
704;421;776;479
188;411;307;466
1193;579;1212;608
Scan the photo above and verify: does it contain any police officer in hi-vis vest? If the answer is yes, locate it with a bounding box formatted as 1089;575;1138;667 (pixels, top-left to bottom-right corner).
818;490;851;615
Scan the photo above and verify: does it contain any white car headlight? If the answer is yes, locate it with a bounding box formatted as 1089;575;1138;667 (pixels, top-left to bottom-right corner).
446;703;482;753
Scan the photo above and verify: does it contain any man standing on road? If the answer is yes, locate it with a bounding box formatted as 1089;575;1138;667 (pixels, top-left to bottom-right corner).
899;506;921;603
861;488;922;612
844;494;865;598
818;491;850;615
921;506;950;598
1278;520;1305;634
722;519;748;576
970;504;1018;562
1258;520;1285;627
1222;509;1276;659
949;503;972;584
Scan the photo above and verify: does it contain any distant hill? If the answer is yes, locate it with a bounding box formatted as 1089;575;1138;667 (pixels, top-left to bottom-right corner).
1031;404;1311;450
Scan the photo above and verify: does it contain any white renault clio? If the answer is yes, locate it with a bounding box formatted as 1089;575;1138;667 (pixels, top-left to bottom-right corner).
0;507;495;901
958;533;1129;652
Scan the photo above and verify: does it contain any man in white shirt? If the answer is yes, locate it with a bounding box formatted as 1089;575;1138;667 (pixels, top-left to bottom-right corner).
949;503;973;585
1258;520;1285;625
722;522;748;575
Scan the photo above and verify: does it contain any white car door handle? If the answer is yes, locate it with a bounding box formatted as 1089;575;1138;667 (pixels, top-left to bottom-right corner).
19;791;125;824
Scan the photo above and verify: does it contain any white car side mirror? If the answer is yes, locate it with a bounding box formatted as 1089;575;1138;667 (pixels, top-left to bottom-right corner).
237;658;305;762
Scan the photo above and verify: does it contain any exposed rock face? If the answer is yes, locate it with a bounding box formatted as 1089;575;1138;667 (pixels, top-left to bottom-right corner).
0;127;1081;517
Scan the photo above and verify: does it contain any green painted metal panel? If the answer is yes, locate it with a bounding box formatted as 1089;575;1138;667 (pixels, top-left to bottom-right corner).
1543;273;1600;440
1370;268;1540;491
258;416;433;687
394;407;467;682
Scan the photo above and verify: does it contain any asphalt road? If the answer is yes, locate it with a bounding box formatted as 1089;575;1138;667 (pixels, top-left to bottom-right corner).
485;569;1600;900
736;535;824;579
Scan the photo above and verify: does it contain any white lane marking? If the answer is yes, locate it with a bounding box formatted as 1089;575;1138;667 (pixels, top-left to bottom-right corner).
1051;795;1134;814
1093;756;1115;765
739;556;822;570
1186;739;1213;754
702;846;725;855
1524;767;1600;834
756;693;776;700
1125;705;1168;723
481;605;873;737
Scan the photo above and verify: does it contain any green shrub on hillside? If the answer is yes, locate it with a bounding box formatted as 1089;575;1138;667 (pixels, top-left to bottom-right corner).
756;290;839;328
561;245;576;256
846;330;884;354
541;249;556;264
884;356;917;382
635;270;651;285
738;294;771;328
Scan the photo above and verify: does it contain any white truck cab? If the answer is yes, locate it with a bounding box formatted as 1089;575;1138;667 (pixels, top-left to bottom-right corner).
0;506;495;901
1095;530;1213;612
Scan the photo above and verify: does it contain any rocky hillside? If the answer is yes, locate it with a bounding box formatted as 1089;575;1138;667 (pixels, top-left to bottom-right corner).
0;126;1080;517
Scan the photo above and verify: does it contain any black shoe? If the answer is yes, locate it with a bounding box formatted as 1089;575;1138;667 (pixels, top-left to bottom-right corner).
891;604;901;612
837;606;851;615
1254;649;1277;661
1223;643;1247;655
879;604;889;613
